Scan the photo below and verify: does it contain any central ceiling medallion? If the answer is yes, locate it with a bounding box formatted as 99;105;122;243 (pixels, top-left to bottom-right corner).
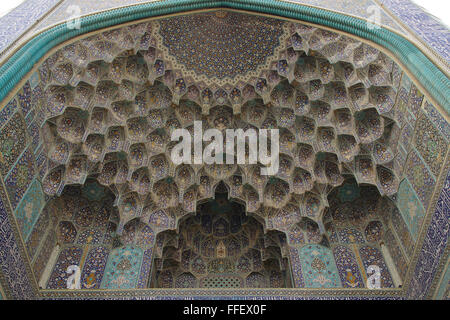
157;11;289;86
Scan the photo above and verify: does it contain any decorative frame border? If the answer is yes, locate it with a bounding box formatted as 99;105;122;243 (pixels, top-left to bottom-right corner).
0;0;448;299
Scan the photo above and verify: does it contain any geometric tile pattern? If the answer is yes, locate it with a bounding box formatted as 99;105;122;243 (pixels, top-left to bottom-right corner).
26;205;50;260
158;12;287;85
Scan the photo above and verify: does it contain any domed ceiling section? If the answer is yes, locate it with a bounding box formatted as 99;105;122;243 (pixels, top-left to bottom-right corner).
38;10;402;242
157;11;288;86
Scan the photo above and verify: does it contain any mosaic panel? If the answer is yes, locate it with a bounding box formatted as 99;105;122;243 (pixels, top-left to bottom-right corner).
27;121;41;154
101;245;143;289
0;187;35;299
158;11;288;85
289;248;305;288
337;227;365;244
47;246;83;289
4;147;35;210
405;149;436;210
0;98;18;128
0;112;27;176
423;100;450;141
137;248;153;288
359;245;394;288
18;81;32;116
407;171;450;299
364;221;383;243
332;245;364;288
413;113;447;178
407;84;424;119
76;228;104;245
298;244;341;288
201;275;242;288
57;221;77;244
396;179;425;241
14;179;45;241
175;273;198;288
80;246;109;289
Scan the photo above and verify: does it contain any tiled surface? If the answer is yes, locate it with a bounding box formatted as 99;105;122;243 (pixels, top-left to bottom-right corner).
380;0;450;63
396;179;426;241
14;179;45;241
0;1;447;300
0;184;35;299
0;0;60;54
407;170;450;299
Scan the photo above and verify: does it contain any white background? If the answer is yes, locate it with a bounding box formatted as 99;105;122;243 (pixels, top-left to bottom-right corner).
0;1;448;27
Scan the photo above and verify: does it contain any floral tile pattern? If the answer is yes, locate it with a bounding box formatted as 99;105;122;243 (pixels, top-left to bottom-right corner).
80;246;109;289
4;147;35;210
405;149;436;210
47;246;83;289
0;112;28;176
14;179;45;241
100;245;143;289
332;245;365;288
413;112;447;178
298;244;341;288
396;179;426;240
359;245;394;288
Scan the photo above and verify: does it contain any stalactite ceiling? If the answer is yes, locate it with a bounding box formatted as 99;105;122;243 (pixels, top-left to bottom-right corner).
39;10;404;245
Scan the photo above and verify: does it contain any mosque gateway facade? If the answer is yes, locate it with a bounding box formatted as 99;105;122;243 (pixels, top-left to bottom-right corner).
0;0;448;300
